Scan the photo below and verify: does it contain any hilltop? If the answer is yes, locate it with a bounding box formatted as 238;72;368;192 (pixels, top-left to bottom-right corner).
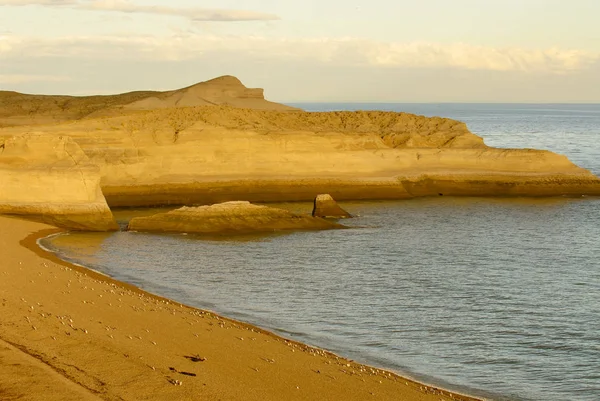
0;75;298;127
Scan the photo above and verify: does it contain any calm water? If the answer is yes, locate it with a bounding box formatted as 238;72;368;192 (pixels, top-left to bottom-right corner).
43;104;600;401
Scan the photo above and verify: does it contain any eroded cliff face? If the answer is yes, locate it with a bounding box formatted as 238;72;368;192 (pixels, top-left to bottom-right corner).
106;106;483;149
1;105;597;209
2;73;600;221
0;134;118;230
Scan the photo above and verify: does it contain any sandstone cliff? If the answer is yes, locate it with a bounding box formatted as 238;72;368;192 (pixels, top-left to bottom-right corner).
3;104;593;207
127;202;345;235
1;76;599;224
0;134;118;230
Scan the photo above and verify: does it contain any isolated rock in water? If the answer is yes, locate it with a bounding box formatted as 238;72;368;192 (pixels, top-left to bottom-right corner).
312;194;352;218
127;201;346;235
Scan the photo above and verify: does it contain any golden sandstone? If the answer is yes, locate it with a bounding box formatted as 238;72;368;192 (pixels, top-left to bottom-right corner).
1;76;599;230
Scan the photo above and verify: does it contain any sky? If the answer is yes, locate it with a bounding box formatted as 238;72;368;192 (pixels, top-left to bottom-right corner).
0;0;599;102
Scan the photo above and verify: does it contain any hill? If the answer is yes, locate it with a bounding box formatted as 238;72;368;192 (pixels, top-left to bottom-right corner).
0;75;297;127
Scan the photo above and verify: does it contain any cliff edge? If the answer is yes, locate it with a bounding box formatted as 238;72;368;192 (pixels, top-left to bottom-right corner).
0;134;118;231
1;76;599;227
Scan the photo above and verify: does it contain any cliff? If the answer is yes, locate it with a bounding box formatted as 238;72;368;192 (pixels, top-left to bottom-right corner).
3;104;592;207
0;134;118;230
1;76;599;228
127;202;345;235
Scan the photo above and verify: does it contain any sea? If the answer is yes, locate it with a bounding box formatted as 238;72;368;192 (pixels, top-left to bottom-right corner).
41;104;600;401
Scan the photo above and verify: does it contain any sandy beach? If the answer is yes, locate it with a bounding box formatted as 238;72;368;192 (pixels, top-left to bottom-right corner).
0;214;483;400
2;0;598;396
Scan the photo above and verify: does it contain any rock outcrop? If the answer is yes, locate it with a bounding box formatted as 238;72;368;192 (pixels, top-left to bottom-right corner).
126;202;345;235
48;105;599;205
312;194;352;218
1;76;600;225
0;134;118;231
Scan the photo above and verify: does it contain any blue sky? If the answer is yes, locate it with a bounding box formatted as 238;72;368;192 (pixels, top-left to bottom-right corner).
1;0;599;102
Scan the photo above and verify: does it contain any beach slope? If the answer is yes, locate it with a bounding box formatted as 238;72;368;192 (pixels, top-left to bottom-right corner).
0;215;480;401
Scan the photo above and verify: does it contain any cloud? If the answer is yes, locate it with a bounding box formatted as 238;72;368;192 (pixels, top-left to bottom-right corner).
364;42;599;73
0;0;279;21
1;34;597;74
0;0;75;4
79;0;279;21
0;74;72;84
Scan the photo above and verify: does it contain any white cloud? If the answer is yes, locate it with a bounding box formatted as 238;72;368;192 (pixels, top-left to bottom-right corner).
79;0;279;21
0;0;279;21
1;34;598;74
364;42;598;73
0;74;72;84
0;0;75;4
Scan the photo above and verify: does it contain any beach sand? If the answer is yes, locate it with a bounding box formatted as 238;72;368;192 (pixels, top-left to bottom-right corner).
0;215;481;401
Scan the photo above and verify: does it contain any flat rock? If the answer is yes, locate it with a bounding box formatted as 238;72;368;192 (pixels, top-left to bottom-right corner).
312;194;352;218
127;201;346;235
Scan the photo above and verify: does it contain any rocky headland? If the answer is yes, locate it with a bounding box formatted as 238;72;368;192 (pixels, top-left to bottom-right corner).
127;201;345;235
0;134;117;230
1;75;599;230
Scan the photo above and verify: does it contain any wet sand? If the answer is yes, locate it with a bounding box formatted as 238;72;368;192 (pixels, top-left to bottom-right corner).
0;215;482;401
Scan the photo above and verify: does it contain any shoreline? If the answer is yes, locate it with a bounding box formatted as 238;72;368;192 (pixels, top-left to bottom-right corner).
38;229;492;400
1;214;485;401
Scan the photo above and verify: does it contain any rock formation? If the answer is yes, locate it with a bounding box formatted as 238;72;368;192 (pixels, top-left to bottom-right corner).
1;75;600;230
30;104;596;206
312;194;352;218
126;202;345;235
0;134;118;231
